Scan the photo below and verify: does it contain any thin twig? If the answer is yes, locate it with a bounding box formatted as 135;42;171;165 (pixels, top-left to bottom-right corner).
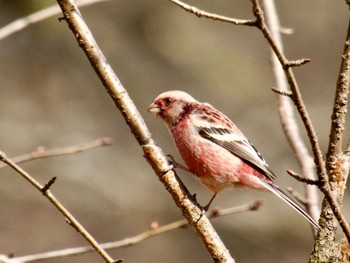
41;177;57;194
250;0;327;180
260;0;320;222
0;152;118;263
286;58;311;68
287;170;319;186
0;137;112;169
0;0;110;41
169;0;256;26
13;200;262;262
271;87;292;97
56;0;235;261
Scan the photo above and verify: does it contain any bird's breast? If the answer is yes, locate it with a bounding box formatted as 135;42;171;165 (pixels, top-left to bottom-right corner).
171;122;243;192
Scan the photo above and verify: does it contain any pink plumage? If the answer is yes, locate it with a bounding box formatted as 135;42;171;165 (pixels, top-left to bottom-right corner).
148;90;319;229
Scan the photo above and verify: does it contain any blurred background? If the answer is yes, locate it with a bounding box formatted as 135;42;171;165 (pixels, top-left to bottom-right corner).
0;0;349;262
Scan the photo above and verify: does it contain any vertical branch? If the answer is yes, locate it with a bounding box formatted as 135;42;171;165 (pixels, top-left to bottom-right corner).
251;0;350;244
310;11;350;261
324;13;350;236
311;2;350;259
250;0;327;183
261;0;320;223
327;20;350;159
56;0;235;262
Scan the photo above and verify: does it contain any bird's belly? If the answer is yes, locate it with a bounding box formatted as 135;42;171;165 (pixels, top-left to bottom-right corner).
173;127;266;192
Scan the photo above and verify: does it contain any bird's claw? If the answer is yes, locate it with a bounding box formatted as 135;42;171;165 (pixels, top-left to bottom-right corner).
166;154;191;172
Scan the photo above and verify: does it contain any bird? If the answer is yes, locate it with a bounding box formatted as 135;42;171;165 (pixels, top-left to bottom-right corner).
148;90;319;229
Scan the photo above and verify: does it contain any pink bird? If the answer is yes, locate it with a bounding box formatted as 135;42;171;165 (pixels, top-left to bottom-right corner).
148;90;319;229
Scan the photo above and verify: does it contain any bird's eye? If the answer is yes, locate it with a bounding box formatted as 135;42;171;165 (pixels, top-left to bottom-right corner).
164;97;172;105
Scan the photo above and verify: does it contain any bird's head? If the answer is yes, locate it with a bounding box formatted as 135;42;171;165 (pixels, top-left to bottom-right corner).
148;90;197;126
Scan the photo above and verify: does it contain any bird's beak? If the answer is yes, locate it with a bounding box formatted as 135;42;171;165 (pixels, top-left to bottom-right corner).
147;103;161;114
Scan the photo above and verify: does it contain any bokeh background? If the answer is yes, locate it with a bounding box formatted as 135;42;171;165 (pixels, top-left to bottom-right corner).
0;1;349;262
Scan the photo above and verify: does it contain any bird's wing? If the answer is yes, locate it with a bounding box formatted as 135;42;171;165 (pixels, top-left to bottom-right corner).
198;127;276;180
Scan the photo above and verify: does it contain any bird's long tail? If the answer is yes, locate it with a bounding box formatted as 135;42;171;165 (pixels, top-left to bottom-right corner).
259;179;320;230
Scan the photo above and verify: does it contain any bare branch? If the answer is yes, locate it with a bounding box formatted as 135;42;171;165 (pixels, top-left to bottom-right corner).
169;0;256;26
271;87;292;97
312;15;350;250
209;200;263;218
0;151;118;263
0;0;111;41
286;58;311;68
0;137;112;169
257;0;350;244
287;170;319;186
260;0;320;222
0;255;23;263
13;201;262;262
250;0;327;183
41;177;57;194
327;21;350;158
56;0;235;261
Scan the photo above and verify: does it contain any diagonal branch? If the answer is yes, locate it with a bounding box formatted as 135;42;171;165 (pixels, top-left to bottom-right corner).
0;151;119;263
0;0;111;41
56;0;235;261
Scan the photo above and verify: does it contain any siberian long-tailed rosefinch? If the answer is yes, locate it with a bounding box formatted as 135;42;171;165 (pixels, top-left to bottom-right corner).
148;90;319;229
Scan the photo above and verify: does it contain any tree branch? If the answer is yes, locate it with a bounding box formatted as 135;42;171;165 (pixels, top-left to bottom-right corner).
261;0;320;222
56;0;235;261
249;0;327;184
0;0;111;42
0;151;119;263
254;0;350;246
311;5;350;260
169;0;256;26
0;137;112;169
287;170;319;186
12;201;262;262
327;30;350;159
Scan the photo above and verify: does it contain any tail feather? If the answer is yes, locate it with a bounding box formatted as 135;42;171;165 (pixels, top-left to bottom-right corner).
259;179;320;230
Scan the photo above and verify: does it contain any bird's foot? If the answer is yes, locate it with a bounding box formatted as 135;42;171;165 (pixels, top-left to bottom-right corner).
166;154;191;173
